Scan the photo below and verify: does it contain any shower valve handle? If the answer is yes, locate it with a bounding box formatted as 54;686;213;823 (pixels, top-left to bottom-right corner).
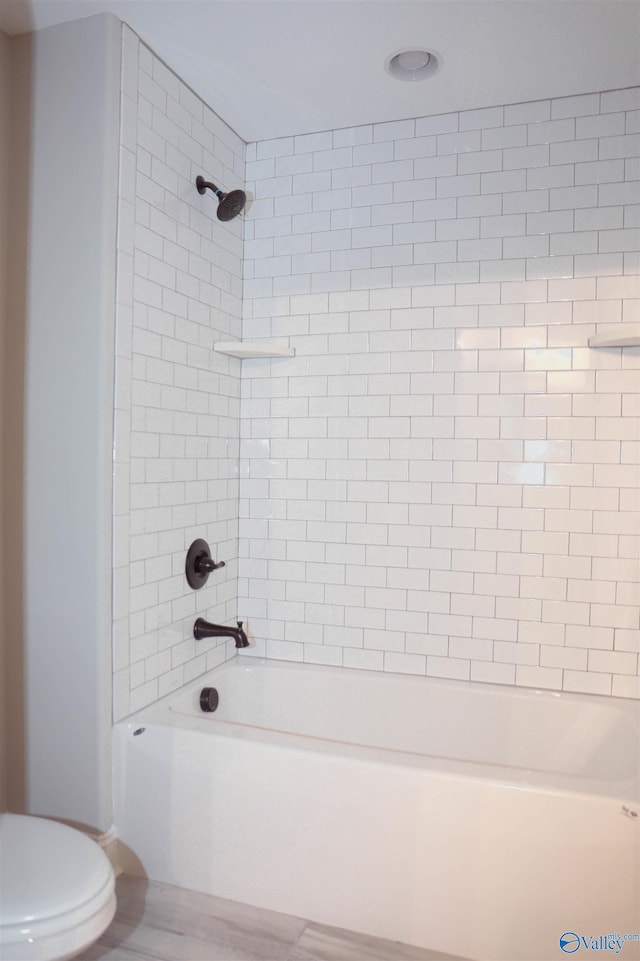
196;556;225;574
185;538;225;590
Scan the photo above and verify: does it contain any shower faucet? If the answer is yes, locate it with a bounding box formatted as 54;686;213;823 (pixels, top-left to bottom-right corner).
194;618;249;648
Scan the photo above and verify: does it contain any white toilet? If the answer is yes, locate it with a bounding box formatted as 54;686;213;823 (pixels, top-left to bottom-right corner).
0;813;116;961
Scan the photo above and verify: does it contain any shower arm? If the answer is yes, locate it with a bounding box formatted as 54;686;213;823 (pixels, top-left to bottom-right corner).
196;176;222;196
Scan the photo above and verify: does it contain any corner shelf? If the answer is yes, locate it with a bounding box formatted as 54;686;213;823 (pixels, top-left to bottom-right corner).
214;341;295;359
587;324;640;349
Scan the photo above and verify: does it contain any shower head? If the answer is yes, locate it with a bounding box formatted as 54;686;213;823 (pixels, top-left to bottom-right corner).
196;175;246;221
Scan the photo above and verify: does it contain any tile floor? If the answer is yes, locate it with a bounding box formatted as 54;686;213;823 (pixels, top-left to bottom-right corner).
77;875;467;961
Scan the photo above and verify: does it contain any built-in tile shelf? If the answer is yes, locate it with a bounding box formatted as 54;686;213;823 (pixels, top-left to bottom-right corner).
587;325;640;349
214;341;296;359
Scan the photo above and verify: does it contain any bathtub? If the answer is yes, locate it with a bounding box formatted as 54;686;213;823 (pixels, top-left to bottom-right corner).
113;658;640;961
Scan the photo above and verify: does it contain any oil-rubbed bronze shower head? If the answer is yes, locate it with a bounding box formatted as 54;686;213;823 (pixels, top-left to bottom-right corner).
196;175;246;221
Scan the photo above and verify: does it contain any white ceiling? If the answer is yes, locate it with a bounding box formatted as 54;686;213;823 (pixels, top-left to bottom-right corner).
1;0;639;143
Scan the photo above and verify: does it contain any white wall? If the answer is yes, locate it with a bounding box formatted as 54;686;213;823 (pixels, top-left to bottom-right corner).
0;28;10;811
239;89;640;699
113;26;245;721
23;14;120;829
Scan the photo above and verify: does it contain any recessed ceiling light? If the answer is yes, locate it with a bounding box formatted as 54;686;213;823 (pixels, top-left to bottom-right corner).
385;48;440;82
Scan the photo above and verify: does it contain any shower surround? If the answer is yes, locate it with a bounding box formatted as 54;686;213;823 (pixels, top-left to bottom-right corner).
113;20;639;719
113;26;245;720
239;90;640;699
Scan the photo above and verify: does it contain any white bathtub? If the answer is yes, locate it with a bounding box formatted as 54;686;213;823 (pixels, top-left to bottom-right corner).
114;658;640;961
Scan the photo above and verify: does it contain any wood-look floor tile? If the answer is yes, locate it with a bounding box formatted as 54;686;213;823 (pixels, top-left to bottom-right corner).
121;875;306;953
286;922;467;961
77;876;468;961
77;875;304;961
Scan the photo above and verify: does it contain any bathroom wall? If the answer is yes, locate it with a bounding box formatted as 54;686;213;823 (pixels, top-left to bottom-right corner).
240;88;640;699
113;26;245;720
2;25;28;816
0;28;10;810
18;15;120;829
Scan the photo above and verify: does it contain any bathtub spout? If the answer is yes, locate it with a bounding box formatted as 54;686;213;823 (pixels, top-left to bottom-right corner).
194;618;249;648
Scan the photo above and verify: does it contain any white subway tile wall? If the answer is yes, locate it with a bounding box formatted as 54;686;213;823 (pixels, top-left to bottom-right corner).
240;87;640;699
112;22;639;713
113;26;245;720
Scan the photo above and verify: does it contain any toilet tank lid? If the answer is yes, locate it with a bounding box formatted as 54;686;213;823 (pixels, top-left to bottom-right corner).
0;814;114;926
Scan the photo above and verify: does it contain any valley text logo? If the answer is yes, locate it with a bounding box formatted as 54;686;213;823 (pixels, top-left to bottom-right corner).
559;932;640;955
